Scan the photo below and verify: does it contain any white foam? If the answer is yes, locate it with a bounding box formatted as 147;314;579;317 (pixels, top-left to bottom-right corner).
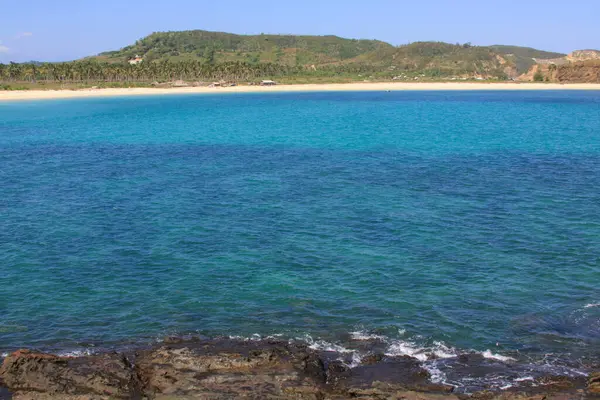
431;341;457;359
308;340;355;354
265;334;284;339
349;331;386;341
584;302;600;309
385;339;457;362
1;352;8;357
348;352;363;368
423;362;448;384
514;376;535;382
228;333;284;342
482;350;516;362
56;349;95;357
386;341;429;361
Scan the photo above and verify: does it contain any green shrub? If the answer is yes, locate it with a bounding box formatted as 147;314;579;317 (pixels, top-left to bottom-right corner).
0;84;29;90
533;70;545;82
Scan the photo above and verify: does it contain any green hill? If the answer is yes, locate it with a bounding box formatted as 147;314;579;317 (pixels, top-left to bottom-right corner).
1;31;573;88
343;42;512;77
94;30;394;66
90;31;566;78
489;45;565;60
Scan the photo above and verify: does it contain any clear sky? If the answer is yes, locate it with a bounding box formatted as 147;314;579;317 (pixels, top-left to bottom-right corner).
1;0;599;62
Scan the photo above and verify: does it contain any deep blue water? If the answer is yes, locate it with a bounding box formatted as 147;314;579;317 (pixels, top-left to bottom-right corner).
1;91;599;379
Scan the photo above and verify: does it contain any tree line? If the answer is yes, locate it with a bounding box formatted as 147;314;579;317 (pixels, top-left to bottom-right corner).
0;58;501;85
0;60;319;83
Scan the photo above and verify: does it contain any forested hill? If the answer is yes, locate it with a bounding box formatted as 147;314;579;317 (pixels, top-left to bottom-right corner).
87;30;570;78
4;30;592;86
93;30;394;65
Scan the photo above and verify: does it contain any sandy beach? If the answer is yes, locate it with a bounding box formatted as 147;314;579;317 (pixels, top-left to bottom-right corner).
0;82;599;101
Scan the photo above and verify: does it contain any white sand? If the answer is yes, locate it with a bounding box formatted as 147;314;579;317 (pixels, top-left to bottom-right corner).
0;82;599;101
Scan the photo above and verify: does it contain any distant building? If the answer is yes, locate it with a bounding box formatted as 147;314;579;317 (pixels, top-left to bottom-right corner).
129;55;143;65
260;80;277;86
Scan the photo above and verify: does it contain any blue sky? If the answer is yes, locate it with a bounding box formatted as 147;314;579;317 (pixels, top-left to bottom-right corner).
1;0;598;62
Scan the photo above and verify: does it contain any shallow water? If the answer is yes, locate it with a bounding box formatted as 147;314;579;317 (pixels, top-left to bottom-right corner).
1;91;599;386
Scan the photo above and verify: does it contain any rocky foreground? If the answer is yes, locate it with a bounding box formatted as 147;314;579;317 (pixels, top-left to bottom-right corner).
0;338;598;399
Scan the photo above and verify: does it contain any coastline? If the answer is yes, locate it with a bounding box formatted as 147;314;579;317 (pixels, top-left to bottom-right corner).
1;82;600;102
1;336;598;399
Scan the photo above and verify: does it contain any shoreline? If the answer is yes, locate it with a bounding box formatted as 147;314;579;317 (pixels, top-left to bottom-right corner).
1;82;600;101
1;336;598;399
1;333;598;397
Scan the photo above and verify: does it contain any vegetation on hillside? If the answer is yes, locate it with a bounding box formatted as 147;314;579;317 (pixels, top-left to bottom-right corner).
0;42;521;86
489;45;565;59
489;45;566;73
2;30;594;88
90;30;563;76
348;41;512;77
0;60;309;83
95;30;393;65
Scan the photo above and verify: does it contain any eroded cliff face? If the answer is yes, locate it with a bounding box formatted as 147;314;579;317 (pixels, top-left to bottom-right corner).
519;49;600;83
0;338;599;400
554;61;600;82
519;61;600;83
567;50;600;62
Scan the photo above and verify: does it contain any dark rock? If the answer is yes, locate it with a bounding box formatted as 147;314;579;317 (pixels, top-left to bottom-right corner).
458;353;486;364
326;360;349;386
535;376;576;392
0;386;11;400
361;353;384;365
589;372;600;393
302;352;326;384
469;391;498;400
0;350;135;399
0;341;593;399
134;341;324;399
327;355;453;394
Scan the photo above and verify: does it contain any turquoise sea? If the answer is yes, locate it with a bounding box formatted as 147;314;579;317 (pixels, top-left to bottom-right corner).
1;91;599;388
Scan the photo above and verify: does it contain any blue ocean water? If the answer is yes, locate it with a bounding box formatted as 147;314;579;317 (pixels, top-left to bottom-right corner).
1;91;599;379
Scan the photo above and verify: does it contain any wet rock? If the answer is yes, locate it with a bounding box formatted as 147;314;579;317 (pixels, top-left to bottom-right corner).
361;353;385;365
458;353;486;364
302;352;326;384
327;355;453;394
346;385;458;399
589;372;600;393
326;360;349;386
0;341;593;399
467;390;496;400
535;376;576;392
0;386;11;400
135;341;325;399
0;350;135;399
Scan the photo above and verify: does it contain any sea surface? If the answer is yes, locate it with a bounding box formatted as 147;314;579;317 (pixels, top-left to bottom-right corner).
1;91;599;390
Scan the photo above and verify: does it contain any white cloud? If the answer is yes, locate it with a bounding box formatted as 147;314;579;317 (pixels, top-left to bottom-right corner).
15;32;33;39
0;45;9;54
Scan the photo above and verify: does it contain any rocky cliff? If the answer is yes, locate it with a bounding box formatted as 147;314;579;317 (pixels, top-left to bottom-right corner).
567;50;600;62
519;49;600;82
520;61;600;83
